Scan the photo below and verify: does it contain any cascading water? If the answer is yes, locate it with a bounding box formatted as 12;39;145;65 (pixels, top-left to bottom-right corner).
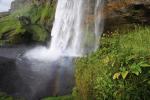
0;0;104;99
22;1;104;97
25;0;104;60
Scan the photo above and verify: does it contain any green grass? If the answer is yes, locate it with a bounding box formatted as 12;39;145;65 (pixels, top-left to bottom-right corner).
119;26;150;54
75;25;150;100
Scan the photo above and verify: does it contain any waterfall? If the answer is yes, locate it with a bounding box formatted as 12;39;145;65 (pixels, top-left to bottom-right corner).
25;0;104;60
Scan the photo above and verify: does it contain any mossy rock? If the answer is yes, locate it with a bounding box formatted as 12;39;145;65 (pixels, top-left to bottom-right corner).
0;2;55;45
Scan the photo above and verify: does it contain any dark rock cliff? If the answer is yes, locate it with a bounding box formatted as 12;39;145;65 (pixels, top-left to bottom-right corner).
104;0;150;32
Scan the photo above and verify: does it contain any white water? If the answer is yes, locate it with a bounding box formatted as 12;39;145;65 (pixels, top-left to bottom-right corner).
25;0;104;60
0;0;14;12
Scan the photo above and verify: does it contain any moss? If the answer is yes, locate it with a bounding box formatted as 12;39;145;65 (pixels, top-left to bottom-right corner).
0;1;55;45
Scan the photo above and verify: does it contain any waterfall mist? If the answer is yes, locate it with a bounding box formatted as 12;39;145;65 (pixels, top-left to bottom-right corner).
25;0;104;60
0;0;104;99
18;0;104;99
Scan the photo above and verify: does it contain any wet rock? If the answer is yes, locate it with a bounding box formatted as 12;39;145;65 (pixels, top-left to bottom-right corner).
125;3;150;24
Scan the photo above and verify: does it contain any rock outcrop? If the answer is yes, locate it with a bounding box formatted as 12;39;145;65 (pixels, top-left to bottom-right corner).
104;0;150;32
10;0;31;12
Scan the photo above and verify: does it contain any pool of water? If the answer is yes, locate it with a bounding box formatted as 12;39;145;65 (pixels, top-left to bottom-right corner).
0;46;74;100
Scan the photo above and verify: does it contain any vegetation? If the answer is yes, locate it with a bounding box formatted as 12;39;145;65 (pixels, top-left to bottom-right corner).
0;92;24;100
0;1;55;45
1;24;149;100
0;0;150;100
74;25;150;100
0;92;13;100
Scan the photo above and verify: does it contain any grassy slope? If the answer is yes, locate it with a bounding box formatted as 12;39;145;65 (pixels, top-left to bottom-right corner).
75;25;150;100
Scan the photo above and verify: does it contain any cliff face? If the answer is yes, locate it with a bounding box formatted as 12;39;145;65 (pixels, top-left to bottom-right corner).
8;0;150;32
104;0;150;32
10;0;55;12
10;0;31;12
